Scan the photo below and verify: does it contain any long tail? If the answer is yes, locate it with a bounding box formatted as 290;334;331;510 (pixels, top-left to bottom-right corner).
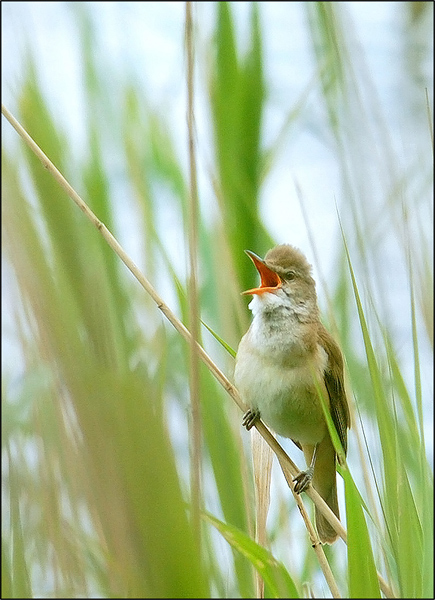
303;435;340;544
315;480;339;544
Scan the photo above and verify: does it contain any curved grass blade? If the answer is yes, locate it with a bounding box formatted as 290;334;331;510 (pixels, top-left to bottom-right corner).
203;511;299;598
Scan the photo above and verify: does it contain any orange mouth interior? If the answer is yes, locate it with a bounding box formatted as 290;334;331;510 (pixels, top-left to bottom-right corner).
242;251;281;296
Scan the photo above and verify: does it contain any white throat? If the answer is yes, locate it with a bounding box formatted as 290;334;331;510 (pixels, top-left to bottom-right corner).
248;291;289;316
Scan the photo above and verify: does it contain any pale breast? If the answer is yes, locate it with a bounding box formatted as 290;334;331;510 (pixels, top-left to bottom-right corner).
235;328;329;444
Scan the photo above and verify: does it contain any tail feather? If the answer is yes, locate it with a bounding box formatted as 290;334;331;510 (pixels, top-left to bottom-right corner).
315;480;339;544
303;437;340;544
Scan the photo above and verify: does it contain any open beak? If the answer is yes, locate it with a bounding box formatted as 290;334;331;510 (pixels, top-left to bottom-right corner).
242;250;282;295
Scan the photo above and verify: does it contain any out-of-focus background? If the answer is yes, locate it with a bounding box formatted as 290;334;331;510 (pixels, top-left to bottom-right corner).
2;2;433;598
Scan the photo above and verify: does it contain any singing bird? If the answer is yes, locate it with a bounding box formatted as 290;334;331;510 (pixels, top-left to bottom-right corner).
235;244;350;544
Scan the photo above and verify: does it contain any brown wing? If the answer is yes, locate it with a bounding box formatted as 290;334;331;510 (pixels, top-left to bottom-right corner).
318;324;350;456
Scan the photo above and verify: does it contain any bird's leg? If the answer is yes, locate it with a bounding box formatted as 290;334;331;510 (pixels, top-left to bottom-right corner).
293;444;318;494
242;408;260;431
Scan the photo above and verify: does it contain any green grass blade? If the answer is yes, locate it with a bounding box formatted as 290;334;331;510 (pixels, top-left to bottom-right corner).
203;511;299;598
201;319;236;358
343;470;381;598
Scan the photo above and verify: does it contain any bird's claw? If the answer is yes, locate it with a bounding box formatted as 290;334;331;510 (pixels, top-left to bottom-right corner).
242;409;260;431
293;466;314;494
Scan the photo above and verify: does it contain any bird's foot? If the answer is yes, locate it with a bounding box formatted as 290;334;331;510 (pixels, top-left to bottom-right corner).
293;466;314;494
242;409;260;431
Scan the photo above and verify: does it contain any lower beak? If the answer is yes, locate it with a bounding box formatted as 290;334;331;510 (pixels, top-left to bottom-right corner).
242;250;282;295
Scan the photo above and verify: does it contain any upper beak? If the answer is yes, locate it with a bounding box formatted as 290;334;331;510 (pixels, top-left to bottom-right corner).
242;250;282;295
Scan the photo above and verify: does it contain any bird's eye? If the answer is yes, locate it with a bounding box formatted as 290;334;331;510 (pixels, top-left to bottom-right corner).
286;271;296;280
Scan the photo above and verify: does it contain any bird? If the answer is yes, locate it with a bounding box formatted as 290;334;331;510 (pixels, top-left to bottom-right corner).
234;244;350;544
